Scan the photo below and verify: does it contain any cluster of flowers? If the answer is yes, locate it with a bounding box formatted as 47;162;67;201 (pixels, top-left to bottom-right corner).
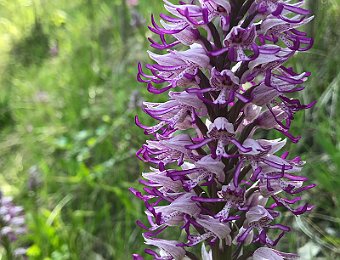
0;193;26;256
131;0;315;259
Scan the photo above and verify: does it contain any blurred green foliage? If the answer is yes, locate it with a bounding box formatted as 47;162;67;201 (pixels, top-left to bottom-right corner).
0;0;339;259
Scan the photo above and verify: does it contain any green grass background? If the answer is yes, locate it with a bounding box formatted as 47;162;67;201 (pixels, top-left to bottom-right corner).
0;0;339;259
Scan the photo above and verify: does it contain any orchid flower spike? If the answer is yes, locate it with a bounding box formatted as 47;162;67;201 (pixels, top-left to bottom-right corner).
133;0;315;258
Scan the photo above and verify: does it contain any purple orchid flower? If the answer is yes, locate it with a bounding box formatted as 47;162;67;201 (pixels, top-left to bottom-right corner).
187;117;251;158
142;168;183;194
193;184;246;222
259;16;314;51
237;205;290;246
216;25;259;61
143;235;186;260
184;215;232;246
253;0;310;23
133;0;315;258
163;0;231;29
232;138;298;186
0;193;27;257
259;178;315;215
252;247;299;260
138;45;209;94
209;67;247;104
148;13;200;49
243;46;294;83
167;155;225;191
147;192;201;227
136;91;207;136
199;0;231;30
137;134;197;168
187;67;246;105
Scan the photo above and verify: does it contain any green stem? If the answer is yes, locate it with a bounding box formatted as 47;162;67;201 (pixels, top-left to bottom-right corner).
186;251;200;260
212;242;233;260
2;236;14;260
223;244;233;260
212;241;221;259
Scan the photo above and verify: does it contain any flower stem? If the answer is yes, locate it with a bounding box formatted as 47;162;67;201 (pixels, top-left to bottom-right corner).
212;243;233;260
2;236;14;260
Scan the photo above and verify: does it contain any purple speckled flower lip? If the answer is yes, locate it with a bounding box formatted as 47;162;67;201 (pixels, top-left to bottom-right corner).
132;0;315;259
